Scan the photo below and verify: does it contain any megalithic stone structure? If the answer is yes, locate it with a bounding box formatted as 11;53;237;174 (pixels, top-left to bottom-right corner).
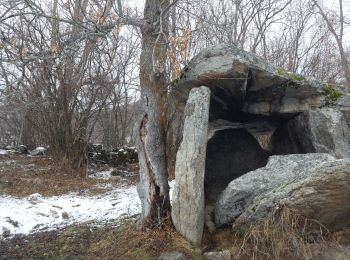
171;86;211;246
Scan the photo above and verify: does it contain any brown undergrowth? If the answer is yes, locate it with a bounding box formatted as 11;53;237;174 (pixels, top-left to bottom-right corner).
0;219;201;260
0;207;349;259
229;208;350;260
0;155;138;197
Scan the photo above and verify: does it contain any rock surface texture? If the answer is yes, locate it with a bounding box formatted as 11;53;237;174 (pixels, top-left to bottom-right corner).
203;250;231;260
214;153;335;226
215;154;350;232
270;108;350;158
171;86;211;246
158;251;188;260
175;44;333;119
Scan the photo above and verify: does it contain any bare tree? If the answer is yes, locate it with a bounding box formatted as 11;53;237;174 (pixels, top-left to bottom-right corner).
311;0;350;86
0;0;140;167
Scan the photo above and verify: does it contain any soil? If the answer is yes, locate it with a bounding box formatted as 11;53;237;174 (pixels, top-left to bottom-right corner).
0;155;139;197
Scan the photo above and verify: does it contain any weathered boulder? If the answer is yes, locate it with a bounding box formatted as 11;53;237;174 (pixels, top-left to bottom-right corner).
205;128;269;196
233;158;350;232
336;95;350;126
214;153;335;227
15;145;28;154
175;45;332;119
171;86;211;245
269;108;350;158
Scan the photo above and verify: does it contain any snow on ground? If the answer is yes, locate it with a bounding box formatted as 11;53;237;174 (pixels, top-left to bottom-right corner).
0;149;9;155
0;185;141;239
0;168;176;239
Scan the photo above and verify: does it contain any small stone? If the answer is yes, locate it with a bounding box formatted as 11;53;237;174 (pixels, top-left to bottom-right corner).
2;227;11;238
62;212;69;219
158;251;188;260
203;250;231;260
110;170;119;176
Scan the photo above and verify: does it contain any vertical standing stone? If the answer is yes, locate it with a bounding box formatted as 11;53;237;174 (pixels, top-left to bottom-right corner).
171;86;211;245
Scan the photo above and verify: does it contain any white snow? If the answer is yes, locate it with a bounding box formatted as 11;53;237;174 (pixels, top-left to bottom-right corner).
169;179;175;203
0;186;141;239
0;149;8;155
0;176;176;239
35;147;46;151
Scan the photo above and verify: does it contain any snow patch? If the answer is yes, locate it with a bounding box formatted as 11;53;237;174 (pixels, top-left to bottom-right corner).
0;186;141;239
0;180;177;239
169;179;175;203
0;149;8;155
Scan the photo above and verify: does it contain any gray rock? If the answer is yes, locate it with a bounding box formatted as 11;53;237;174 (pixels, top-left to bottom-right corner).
62;212;69;220
171;86;211;245
203;250;231;260
15;145;28;154
336;95;350;126
158;251;188;260
235;158;350;231
175;45;330;118
214;154;350;232
270;108;350;158
214;153;335;227
1;227;11;238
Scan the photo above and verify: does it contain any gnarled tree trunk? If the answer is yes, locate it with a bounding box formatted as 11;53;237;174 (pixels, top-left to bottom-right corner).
136;0;171;227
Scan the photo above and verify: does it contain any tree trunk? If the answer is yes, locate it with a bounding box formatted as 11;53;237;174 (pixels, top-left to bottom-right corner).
136;0;171;227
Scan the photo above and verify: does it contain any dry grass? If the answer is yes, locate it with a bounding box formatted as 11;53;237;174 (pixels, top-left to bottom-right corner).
0;155;138;197
1;210;349;259
0;219;201;260
230;207;350;260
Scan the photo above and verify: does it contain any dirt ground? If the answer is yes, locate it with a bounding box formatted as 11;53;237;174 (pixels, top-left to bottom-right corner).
0;155;139;197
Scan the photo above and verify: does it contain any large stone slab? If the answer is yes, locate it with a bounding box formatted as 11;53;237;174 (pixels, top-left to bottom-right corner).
269;107;350;158
175;45;335;118
214;153;335;227
171;86;211;245
233;158;350;232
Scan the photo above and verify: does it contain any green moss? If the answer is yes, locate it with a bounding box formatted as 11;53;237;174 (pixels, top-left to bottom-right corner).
277;67;286;76
324;83;343;106
287;72;305;81
276;67;305;81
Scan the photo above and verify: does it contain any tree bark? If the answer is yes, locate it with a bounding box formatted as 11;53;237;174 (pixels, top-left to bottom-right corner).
136;0;171;227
